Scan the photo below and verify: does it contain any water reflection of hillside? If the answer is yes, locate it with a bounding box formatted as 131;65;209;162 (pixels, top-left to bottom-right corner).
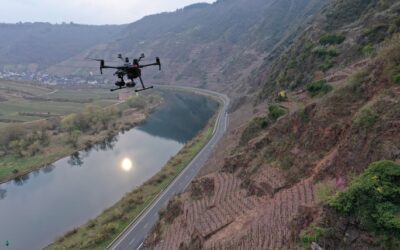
138;92;218;144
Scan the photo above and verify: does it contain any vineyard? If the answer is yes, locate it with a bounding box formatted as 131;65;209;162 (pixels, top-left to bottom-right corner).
151;167;316;250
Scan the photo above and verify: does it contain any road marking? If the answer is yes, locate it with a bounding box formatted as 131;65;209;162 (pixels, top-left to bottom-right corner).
136;242;144;250
225;113;228;131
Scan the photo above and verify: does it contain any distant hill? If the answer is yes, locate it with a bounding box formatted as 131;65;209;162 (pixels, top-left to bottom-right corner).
0;0;326;96
57;0;326;94
0;22;124;72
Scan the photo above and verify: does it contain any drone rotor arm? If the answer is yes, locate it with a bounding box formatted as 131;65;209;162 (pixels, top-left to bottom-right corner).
139;62;160;69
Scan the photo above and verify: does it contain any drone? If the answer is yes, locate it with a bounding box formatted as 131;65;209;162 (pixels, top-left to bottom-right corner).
91;53;161;92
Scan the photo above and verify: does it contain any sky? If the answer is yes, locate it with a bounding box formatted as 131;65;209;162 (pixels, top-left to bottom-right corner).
0;0;216;25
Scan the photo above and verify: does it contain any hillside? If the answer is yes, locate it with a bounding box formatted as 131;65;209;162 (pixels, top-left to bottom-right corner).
0;22;123;72
144;0;400;249
259;0;400;97
47;0;326;95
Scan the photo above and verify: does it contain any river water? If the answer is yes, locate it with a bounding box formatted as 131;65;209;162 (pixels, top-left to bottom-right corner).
0;91;218;250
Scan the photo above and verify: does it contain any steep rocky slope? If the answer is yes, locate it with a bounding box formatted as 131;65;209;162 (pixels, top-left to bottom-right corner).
145;1;400;249
258;0;400;97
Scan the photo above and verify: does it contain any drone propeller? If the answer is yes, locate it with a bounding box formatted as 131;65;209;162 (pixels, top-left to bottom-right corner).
87;58;105;74
138;53;145;62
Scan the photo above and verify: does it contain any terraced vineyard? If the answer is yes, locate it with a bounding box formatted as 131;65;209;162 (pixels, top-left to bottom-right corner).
150;167;316;250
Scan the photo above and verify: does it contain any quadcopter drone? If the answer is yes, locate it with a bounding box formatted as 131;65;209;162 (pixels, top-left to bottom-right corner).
91;53;161;92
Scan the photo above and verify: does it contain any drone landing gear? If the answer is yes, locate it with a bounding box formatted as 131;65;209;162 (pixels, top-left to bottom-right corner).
110;80;125;92
135;86;154;92
110;86;126;92
134;76;154;92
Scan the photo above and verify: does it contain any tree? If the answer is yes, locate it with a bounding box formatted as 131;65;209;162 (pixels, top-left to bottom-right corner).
127;96;146;109
66;130;81;147
61;114;78;133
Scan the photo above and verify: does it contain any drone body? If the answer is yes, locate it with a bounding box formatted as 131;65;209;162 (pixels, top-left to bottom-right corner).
93;53;161;92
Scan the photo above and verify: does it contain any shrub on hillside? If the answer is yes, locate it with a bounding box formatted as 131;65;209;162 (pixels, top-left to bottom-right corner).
379;34;400;84
316;181;337;204
300;226;326;248
393;73;400;84
306;80;333;97
362;24;389;44
268;105;287;120
312;46;339;58
239;117;269;145
361;45;375;57
325;0;375;29
330;160;400;239
355;108;379;129
319;34;345;45
164;199;183;224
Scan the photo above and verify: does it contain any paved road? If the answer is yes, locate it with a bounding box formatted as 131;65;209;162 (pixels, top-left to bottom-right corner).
108;87;229;250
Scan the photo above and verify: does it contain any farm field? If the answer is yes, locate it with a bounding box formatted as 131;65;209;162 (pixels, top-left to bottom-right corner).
0;80;120;124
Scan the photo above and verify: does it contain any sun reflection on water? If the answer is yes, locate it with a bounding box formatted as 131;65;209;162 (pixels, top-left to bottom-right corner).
121;157;133;172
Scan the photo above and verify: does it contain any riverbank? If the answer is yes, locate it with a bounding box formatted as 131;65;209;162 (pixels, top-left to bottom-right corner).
45;93;221;249
0;93;163;184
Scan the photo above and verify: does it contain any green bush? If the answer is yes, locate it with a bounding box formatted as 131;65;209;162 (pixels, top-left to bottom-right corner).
320;59;334;72
393;73;400;84
127;96;146;109
312;46;339;58
362;45;375;56
319;34;346;45
330;160;400;238
306;80;333;97
379;34;400;84
280;155;294;170
325;0;374;29
355;108;379;129
239;117;269;145
350;69;370;86
363;24;389;44
300;226;326;248
268;105;287;120
316;181;336;204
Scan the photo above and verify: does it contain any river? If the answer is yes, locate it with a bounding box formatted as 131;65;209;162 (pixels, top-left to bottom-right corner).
0;91;218;250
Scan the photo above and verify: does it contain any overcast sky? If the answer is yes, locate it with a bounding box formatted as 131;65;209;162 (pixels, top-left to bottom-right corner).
0;0;216;25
